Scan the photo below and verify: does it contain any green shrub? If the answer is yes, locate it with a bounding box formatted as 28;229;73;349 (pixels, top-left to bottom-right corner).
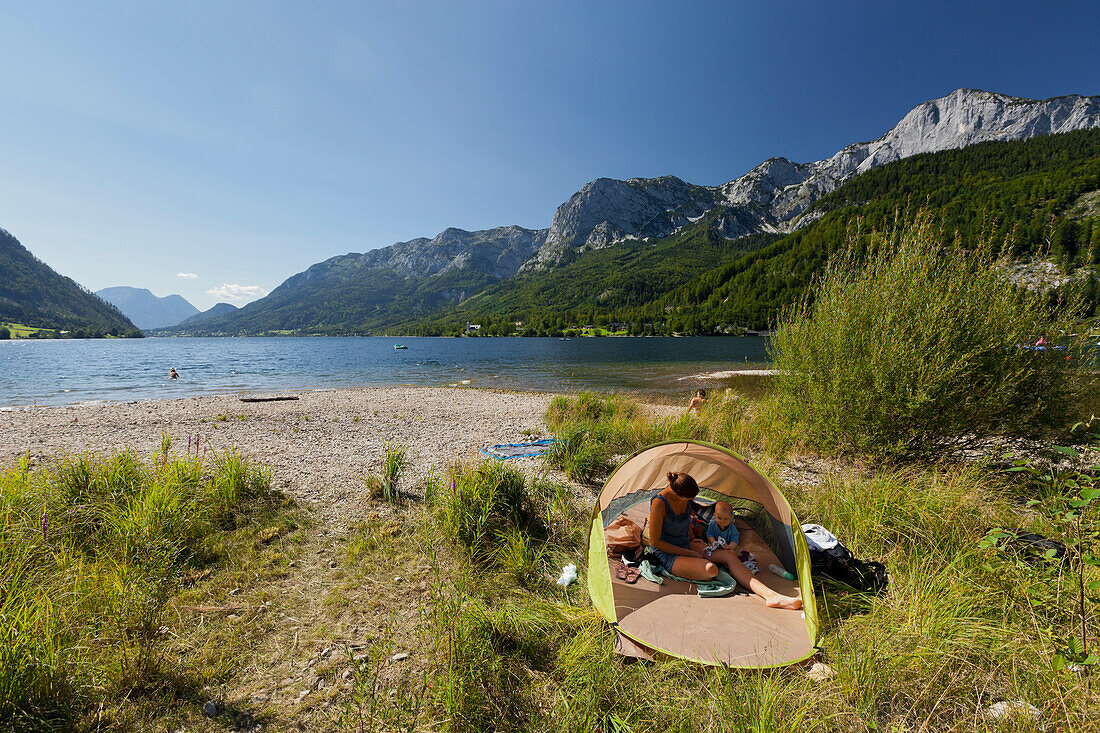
363;439;409;504
546;392;638;429
438;462;541;560
494;526;548;588
0;446;275;729
770;215;1088;459
544;424;615;485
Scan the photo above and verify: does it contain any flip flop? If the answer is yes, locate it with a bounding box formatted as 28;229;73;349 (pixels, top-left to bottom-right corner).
624;566;640;584
616;563;628;581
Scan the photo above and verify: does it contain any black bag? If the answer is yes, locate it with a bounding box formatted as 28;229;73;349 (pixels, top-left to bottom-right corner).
802;524;888;595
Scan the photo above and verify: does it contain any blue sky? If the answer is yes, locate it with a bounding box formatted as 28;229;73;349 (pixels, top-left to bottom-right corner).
0;1;1097;309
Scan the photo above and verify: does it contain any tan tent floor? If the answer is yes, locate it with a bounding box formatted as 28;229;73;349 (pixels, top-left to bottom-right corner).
608;502;813;666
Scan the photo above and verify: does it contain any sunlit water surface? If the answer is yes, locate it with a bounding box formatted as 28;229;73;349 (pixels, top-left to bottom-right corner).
0;336;772;408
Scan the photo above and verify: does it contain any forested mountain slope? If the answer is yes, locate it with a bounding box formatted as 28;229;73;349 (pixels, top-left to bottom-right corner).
171;226;548;335
173;89;1100;337
0;228;141;337
612;128;1100;332
523;89;1100;270
399;129;1100;334
402;219;781;335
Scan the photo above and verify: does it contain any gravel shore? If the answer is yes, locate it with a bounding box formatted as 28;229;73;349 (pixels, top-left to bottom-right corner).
0;386;554;525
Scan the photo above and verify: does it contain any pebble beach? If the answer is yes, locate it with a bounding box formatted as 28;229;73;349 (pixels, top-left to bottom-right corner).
0;386;554;524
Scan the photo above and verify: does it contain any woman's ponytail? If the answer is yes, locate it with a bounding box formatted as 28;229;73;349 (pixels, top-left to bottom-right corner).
667;471;699;498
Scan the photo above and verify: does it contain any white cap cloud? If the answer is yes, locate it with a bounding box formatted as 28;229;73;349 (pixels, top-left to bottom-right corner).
177;272;198;279
206;283;269;305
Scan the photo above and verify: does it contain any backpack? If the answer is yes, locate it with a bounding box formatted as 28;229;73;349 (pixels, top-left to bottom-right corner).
689;500;716;540
801;524;889;595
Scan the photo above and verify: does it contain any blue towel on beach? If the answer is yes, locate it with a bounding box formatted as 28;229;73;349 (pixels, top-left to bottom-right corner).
480;439;555;459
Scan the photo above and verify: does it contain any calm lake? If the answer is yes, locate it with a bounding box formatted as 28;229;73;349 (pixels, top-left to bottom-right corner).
0;336;772;408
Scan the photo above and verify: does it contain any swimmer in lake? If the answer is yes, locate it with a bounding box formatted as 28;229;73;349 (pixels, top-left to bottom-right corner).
168;368;179;380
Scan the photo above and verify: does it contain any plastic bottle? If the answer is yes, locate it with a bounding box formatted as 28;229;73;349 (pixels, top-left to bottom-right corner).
769;563;795;581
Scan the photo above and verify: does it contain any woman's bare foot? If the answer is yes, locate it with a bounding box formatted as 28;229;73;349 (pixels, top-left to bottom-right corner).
765;594;803;610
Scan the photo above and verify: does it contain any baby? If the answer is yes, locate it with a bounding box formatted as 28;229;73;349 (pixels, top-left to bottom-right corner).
705;501;739;555
698;501;760;574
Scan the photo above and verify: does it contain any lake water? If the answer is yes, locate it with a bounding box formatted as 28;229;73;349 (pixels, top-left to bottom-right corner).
0;336;772;408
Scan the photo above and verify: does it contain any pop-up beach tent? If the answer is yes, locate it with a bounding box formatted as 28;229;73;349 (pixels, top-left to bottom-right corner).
587;441;819;667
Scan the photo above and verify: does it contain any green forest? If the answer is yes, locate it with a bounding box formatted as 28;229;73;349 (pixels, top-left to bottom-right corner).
171;128;1100;338
0;228;142;338
405;128;1100;336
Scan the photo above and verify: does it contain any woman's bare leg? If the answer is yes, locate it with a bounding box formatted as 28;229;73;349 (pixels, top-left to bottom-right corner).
668;555;719;581
709;548;802;610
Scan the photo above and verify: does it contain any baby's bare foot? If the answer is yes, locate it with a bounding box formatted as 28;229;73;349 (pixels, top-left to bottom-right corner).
765;594;803;610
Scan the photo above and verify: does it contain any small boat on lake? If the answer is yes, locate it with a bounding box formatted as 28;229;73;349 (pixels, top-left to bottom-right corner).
393;344;408;350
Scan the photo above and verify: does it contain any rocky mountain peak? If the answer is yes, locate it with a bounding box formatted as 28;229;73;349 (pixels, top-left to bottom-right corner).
520;88;1100;270
523;174;718;270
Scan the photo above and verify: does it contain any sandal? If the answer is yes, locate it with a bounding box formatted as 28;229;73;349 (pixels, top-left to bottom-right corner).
616;563;628;581
624;565;640;584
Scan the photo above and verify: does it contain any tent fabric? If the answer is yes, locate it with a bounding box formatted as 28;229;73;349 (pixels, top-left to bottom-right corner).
586;440;819;668
479;439;555;459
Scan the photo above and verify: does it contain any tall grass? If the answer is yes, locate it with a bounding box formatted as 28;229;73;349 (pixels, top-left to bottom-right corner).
770;214;1089;459
349;455;1099;732
544;391;800;484
0;447;275;730
362;439;408;504
436;461;546;562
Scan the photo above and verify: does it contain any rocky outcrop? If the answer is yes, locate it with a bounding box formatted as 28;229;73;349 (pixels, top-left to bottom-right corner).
281;224;548;291
522;89;1100;269
524;176;720;269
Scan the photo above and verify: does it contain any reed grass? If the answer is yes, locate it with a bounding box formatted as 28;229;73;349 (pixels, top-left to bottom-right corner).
362;438;408;504
436;461;548;563
0;446;280;730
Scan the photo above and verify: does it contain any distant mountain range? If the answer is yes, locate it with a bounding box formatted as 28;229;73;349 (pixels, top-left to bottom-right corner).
0;228;140;337
175;302;239;327
169;88;1100;336
95;287;200;330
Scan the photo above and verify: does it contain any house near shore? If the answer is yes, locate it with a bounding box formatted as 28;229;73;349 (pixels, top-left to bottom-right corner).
464;323;482;334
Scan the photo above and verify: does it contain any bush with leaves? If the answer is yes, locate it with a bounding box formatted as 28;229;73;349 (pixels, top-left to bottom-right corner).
770;213;1089;459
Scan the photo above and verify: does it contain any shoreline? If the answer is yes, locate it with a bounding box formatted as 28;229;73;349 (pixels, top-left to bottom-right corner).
678;368;781;380
0;386;561;527
0;382;552;413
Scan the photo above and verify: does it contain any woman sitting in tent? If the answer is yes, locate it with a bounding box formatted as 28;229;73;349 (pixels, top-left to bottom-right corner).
649;471;802;610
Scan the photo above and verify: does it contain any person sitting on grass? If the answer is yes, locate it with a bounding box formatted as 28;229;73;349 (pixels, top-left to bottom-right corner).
648;471;802;610
688;389;707;412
